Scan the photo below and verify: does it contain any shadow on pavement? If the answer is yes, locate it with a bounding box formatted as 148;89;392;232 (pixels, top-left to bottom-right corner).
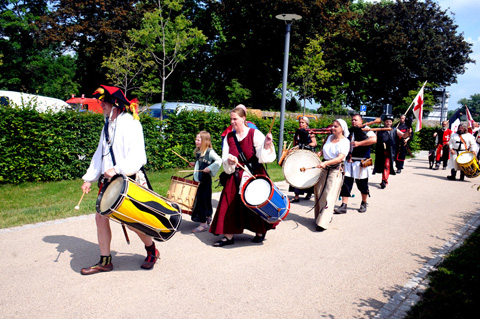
43;235;145;273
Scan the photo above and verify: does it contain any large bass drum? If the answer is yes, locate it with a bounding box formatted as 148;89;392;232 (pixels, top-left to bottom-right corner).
283;149;322;189
97;174;182;242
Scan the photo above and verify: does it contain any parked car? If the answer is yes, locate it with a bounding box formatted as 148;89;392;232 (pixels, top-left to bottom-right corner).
0;90;69;113
148;101;219;120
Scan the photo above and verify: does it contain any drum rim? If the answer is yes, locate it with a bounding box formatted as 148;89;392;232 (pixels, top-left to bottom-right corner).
456;151;475;164
240;175;274;208
282;149;321;189
171;175;200;186
96;174;128;215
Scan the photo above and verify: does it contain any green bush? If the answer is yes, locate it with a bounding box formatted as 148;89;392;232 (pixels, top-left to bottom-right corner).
0;106;103;183
0;104;437;183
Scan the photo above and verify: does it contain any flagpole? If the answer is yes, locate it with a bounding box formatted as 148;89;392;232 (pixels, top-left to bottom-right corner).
403;80;428;116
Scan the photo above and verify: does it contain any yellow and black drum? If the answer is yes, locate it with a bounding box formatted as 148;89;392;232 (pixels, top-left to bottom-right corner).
456;151;480;178
96;174;182;242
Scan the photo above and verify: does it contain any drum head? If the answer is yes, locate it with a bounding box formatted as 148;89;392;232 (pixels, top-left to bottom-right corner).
97;175;126;215
283;150;321;189
457;151;473;164
244;177;271;206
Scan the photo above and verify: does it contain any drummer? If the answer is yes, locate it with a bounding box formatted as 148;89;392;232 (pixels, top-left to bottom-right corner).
209;106;276;246
314;119;350;232
447;123;478;181
290;116;317;202
80;85;159;275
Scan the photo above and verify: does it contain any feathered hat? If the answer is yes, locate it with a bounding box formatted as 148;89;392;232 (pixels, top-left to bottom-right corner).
92;85;139;120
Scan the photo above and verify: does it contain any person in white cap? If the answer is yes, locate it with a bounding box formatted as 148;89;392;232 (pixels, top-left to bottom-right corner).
313;119;350;232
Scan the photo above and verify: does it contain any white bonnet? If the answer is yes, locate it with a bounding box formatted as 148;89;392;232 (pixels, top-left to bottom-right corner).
335;118;350;138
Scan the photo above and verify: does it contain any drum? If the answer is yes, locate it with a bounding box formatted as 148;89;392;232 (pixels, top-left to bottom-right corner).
97;174;182;242
278;146;298;166
456;151;480;178
240;175;290;224
283;149;322;189
166;176;200;215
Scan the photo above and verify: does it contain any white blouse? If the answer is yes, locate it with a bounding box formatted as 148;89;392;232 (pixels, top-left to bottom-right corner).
322;135;350;161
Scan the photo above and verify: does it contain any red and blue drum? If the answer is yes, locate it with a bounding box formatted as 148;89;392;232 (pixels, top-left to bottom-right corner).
240;175;290;224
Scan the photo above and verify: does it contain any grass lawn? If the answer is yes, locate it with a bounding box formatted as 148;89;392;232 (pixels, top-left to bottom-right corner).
0;163;285;229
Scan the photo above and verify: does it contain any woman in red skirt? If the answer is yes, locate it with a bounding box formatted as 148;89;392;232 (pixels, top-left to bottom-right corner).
209;106;276;247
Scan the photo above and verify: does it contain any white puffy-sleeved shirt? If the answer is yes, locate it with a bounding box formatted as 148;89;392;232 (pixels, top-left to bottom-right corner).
322;135;350;161
221;129;276;192
82;112;147;182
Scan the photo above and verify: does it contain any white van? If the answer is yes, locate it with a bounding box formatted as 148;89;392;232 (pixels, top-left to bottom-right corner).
148;101;219;120
0;90;69;113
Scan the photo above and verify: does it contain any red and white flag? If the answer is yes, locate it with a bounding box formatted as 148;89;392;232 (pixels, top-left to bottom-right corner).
412;86;424;132
465;105;476;133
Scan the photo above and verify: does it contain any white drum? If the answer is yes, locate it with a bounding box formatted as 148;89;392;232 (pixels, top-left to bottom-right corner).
282;149;322;189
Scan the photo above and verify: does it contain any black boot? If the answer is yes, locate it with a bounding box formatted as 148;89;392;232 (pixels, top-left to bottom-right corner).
459;171;465;181
358;201;367;213
447;169;457;180
334;203;347;214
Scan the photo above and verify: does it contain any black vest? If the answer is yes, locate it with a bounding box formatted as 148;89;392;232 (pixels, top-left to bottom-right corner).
351;127;371;158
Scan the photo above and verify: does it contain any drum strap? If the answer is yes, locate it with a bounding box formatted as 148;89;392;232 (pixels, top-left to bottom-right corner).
233;134;259;174
103;117;153;191
459;135;469;152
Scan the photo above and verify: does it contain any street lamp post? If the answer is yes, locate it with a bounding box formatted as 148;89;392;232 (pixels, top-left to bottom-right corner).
275;13;302;161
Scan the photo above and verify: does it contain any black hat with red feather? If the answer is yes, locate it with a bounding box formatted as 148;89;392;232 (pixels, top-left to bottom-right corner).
92;85;139;120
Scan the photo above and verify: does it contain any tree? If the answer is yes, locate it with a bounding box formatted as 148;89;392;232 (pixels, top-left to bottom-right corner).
102;39;154;98
130;0;207;102
225;79;251;108
26;48;80;99
292;35;333;114
341;0;474;110
459;94;480;122
38;0;150;95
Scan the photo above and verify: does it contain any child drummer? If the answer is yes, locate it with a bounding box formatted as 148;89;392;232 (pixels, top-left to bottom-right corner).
188;131;221;232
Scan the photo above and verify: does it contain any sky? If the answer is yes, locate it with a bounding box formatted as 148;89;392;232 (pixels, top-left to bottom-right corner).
362;0;480;110
436;0;480;110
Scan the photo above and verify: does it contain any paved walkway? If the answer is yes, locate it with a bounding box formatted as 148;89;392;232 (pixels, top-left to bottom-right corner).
1;152;479;319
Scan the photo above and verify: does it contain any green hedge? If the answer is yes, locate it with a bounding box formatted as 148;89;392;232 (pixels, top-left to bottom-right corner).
1;105;433;184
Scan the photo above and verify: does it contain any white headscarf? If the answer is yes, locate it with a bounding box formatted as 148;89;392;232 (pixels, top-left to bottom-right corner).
335;118;350;138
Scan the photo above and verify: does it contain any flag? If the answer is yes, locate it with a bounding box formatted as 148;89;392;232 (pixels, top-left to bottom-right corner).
465;105;475;133
412;86;424;132
449;109;463;132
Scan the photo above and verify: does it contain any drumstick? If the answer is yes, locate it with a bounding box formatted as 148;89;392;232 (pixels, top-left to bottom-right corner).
300;166;320;172
74;192;86;210
121;224;130;245
236;162;256;179
177;170;204;173
268;113;276;134
171;150;190;164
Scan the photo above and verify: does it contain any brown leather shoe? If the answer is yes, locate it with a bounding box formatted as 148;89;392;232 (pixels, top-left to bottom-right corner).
81;263;113;275
141;249;159;270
